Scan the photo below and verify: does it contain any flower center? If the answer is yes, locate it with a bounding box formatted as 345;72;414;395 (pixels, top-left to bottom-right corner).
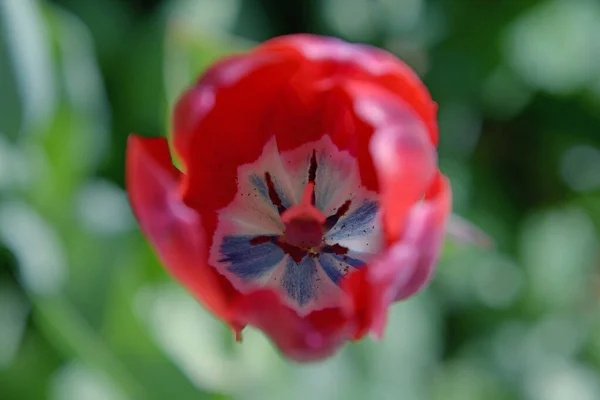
281;183;325;250
210;136;383;314
283;216;323;249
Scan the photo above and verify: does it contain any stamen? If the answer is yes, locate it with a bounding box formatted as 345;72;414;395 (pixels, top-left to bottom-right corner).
280;182;325;250
324;199;352;231
275;240;307;263
308;150;317;205
308;150;318;183
264;172;286;214
250;234;307;262
322;243;349;255
250;235;275;246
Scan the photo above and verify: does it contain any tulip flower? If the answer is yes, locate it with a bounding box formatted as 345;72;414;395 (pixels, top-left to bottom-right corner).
127;34;451;362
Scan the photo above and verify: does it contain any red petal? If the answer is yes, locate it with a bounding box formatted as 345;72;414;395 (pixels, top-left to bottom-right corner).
392;172;451;301
263;63;380;192
175;34;438;212
343;244;418;340
345;81;437;241
267;61;330;152
344;173;451;339
257;34;438;144
173;52;302;213
233;289;353;362
323;84;381;191
126;135;240;327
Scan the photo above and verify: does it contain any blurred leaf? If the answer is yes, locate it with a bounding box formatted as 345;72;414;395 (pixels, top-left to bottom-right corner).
0;0;56;139
0;282;29;367
164;0;242;34
102;246;221;400
0;13;22;139
503;0;600;95
163;10;252;105
481;66;533;120
133;283;277;398
0;329;62;400
524;361;600;400
520;207;598;312
43;3;111;169
0;136;30;192
431;358;517;400
33;294;146;399
49;362;128;400
0;201;67;296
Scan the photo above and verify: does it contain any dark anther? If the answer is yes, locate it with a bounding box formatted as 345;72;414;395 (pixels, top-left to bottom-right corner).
308;150;318;205
322;243;349;255
275;240;307;263
264;172;287;214
250;235;275;246
324;199;352;231
308;150;318;183
251;234;307;263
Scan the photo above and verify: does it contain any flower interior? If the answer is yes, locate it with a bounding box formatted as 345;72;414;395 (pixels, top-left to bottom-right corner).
211;136;383;315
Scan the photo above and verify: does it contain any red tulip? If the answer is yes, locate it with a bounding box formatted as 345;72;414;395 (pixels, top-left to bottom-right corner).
127;34;451;362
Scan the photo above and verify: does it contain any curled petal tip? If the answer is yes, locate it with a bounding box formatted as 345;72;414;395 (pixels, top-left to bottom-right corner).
234;328;243;343
370;330;385;342
446;214;494;249
393;174;451;301
126;134;240;327
370;124;437;240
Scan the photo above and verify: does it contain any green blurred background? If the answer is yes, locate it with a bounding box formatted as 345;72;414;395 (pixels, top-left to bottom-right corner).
1;0;599;399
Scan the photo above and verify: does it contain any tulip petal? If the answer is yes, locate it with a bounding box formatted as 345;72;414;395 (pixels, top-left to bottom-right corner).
347;81;437;240
173;53;302;213
258;34;438;144
281;256;318;306
126;135;240;326
344;174;451;339
218;235;285;280
392;173;451;301
233;289;353;362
